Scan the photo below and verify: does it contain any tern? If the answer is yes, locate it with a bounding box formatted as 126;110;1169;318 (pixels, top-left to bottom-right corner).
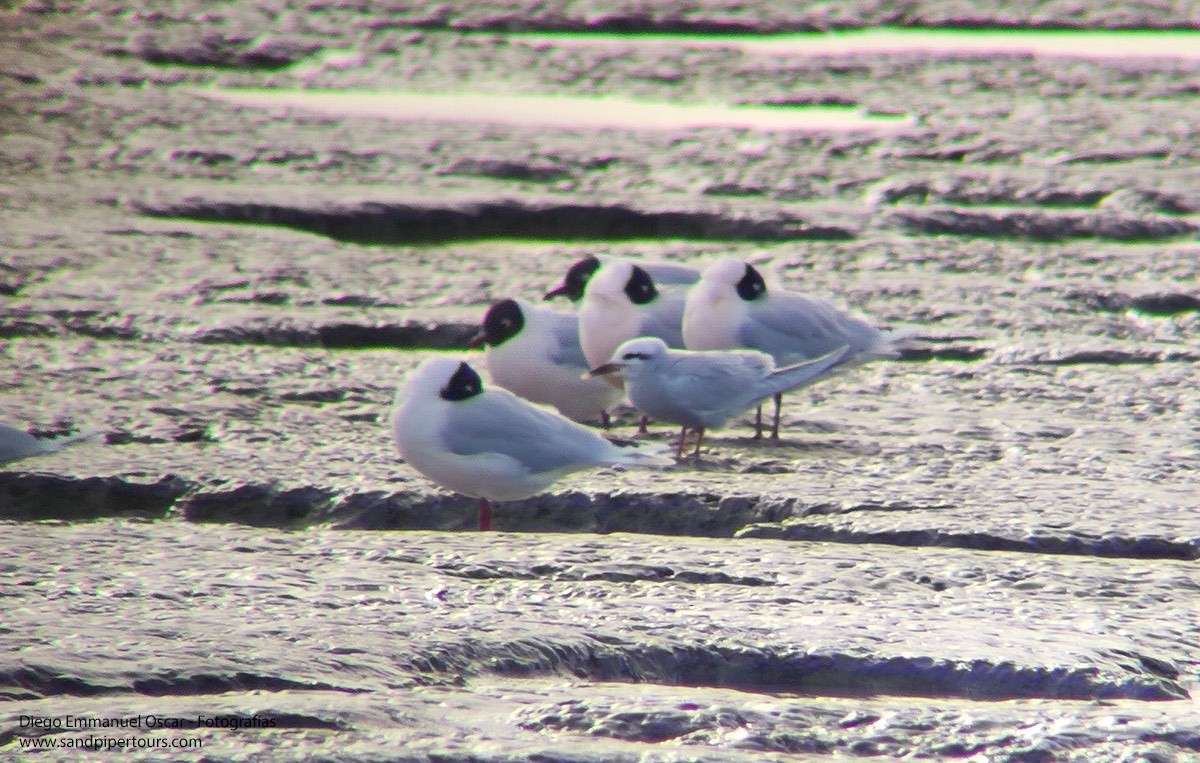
588;337;851;458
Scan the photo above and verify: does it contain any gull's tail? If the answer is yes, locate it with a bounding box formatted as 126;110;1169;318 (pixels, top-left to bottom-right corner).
604;438;674;469
758;345;853;402
41;430;102;454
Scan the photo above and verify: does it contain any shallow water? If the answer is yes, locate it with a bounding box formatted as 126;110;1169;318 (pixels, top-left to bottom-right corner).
202;89;915;132
514;28;1200;60
3;521;1198;759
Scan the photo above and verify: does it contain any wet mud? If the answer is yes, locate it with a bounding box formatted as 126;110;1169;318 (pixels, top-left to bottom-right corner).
4;523;1200;760
2;0;1199;760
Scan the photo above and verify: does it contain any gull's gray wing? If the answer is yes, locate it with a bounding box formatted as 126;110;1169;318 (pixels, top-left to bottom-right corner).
543;310;590;370
441;389;609;473
740;292;879;363
644;262;700;286
637;291;688;348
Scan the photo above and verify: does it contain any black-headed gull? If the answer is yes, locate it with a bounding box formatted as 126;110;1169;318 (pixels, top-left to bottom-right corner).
544;255;699;303
576;259;691;372
390;357;669;530
470;297;622;426
683;257;907;438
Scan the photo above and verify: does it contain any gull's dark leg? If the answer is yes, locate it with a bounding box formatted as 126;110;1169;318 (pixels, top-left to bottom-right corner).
637;415;650;434
693;427;705;459
601;410;612;429
753;404;764;439
771;393;783;440
676;426;688;459
479;498;493;531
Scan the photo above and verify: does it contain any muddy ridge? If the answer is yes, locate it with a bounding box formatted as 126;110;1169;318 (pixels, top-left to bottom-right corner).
133;196;861;244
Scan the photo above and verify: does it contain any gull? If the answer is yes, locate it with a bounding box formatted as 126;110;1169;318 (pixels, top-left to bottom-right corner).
575;260;693;433
390;357;669;530
470;297;623;426
576;259;691;371
1;423;97;464
544;255;699;303
588;337;851;458
683;257;905;438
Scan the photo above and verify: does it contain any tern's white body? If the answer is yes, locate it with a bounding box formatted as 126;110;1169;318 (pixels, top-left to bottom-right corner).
602;338;850;432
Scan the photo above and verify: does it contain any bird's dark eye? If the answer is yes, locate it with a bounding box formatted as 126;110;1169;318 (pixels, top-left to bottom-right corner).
622;351;650;360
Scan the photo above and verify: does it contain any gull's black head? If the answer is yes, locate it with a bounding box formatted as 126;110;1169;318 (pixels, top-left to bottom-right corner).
545;256;601;302
439;361;484;402
623;264;658;305
736;263;767;301
479;299;525;347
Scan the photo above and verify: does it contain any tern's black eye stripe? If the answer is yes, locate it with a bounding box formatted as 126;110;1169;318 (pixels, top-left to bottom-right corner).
622;352;651;360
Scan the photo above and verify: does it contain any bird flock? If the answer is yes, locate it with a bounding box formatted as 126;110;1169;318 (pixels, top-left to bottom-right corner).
391;255;911;530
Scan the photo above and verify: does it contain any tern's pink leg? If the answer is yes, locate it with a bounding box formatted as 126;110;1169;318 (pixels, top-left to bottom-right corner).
675;426;688;459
